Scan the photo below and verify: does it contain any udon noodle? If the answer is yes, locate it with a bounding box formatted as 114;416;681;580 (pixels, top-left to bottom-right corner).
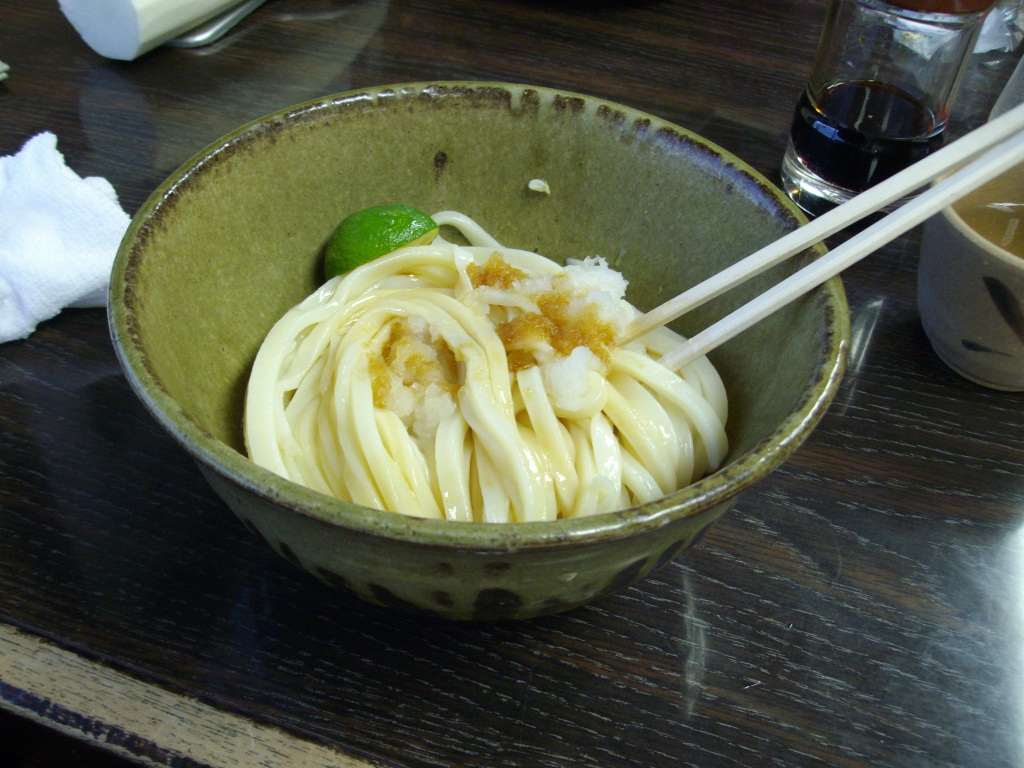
244;211;728;522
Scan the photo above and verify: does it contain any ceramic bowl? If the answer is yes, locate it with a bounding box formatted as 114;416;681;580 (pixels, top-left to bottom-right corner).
109;82;849;620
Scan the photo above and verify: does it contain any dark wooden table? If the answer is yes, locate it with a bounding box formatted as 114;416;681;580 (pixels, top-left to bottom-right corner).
2;1;1023;766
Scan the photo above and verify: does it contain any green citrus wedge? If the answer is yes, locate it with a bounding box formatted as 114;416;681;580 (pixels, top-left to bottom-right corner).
324;204;439;278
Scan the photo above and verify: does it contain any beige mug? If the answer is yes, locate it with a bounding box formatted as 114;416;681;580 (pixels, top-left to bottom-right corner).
918;165;1024;391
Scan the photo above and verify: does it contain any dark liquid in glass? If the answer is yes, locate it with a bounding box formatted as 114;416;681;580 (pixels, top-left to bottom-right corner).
789;80;945;193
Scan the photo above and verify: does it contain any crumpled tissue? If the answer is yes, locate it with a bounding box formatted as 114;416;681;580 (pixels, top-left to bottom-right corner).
976;4;1024;54
0;132;130;343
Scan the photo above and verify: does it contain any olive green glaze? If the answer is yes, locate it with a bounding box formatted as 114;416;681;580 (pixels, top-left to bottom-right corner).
108;82;850;620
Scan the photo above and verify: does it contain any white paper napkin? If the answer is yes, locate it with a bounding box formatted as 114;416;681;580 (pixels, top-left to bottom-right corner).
976;2;1024;53
0;132;130;343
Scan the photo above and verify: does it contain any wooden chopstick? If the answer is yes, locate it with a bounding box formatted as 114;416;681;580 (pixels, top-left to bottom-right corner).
648;110;1024;371
623;101;1024;368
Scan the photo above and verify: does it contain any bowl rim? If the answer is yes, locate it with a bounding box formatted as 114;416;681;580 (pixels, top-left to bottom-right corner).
929;168;1024;271
941;199;1024;270
109;80;850;552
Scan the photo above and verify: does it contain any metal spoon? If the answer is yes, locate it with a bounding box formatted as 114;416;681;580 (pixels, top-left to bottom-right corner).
166;0;270;48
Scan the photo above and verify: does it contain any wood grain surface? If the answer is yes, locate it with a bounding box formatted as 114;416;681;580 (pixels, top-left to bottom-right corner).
1;1;1023;766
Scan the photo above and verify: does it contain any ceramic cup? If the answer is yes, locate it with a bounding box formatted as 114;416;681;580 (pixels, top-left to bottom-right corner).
918;165;1024;391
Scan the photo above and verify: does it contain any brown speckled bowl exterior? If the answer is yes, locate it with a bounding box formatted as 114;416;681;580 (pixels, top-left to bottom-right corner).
109;82;849;620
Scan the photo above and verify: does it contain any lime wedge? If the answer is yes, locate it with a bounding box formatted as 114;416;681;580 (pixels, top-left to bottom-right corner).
325;204;439;278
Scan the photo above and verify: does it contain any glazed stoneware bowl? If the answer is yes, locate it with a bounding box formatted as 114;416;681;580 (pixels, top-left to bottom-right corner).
109;82;849;620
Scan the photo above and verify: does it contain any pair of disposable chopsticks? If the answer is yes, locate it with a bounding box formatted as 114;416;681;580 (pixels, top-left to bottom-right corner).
625;100;1024;371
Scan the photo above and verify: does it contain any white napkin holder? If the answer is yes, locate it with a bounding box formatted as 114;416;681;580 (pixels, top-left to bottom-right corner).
58;0;247;61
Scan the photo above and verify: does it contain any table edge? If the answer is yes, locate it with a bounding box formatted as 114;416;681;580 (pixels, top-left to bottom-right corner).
0;621;377;768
